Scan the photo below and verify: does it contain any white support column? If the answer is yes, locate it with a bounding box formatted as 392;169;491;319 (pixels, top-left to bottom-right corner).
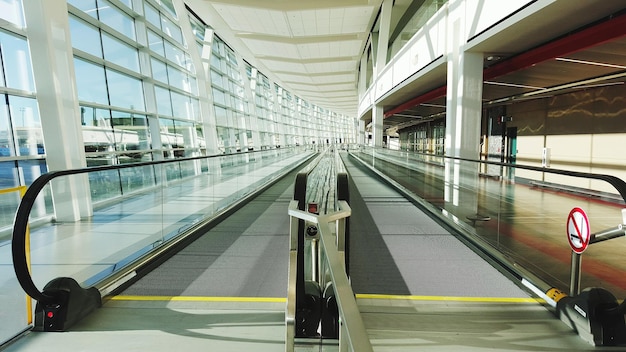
173;0;219;156
245;67;261;151
359;119;366;146
374;0;393;77
23;0;92;221
446;0;483;159
199;28;220;156
444;0;484;214
358;50;368;97
446;51;483;159
368;0;392;149
372;105;384;148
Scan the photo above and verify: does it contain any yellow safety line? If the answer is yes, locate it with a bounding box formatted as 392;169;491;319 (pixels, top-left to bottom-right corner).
0;186;26;195
112;295;287;303
355;293;544;304
113;294;542;304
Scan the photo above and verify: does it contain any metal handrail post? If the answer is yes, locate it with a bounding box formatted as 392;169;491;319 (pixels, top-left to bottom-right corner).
569;253;582;296
569;208;626;296
286;201;372;352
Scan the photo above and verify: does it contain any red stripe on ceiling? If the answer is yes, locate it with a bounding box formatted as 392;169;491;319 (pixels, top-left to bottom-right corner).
385;11;626;118
484;11;626;80
384;85;446;118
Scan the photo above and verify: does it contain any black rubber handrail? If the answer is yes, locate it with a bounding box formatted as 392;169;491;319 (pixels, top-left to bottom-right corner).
293;172;307;319
12;148;298;304
337;173;349;276
369;148;626;204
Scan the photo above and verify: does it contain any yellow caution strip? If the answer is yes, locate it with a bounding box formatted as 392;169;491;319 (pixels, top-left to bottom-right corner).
355;293;544;304
545;288;568;303
111;295;286;303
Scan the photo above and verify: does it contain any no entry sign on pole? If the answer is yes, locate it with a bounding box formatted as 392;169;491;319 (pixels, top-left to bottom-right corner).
567;207;590;254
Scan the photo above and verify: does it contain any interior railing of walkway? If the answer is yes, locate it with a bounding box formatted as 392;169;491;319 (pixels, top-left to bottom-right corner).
6;146;315;343
350;145;626;346
286;148;372;352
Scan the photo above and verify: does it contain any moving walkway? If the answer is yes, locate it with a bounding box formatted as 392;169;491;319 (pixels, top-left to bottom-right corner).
4;146;626;351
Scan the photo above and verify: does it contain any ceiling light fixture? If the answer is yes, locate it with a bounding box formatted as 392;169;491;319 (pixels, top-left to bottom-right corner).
576;81;625;89
484;71;626;106
556;57;626;70
392;113;423;118
484;81;545;90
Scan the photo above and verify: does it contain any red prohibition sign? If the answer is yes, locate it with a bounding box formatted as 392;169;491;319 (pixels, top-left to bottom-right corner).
566;207;590;254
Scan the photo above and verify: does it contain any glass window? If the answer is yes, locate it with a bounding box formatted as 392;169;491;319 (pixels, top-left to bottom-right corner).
157;0;177;19
190;98;200;120
189;15;206;41
216;126;229;152
68;0;98;18
74;58;109;105
151;58;168;83
147;30;165;57
232;96;244;112
18;159;47;185
9;96;43;156
0;31;35;92
170;90;190;119
0;161;18;188
69;16;103;57
212;88;226;106
117;0;133;10
176;120;191;139
144;3;161;28
0;95;14;157
184;53;194;74
161;16;183;44
234;85;245;99
164;40;185;68
167;65;187;92
210;55;222;72
102;32;140;72
214;106;227;126
210;70;223;88
189;76;198;96
159;118;177;149
212;38;223;56
113;110;150;151
81;107;113;153
154;86;172;116
105;68;145;111
226;51;237;66
80;106;110;127
0;0;25;27
111;110;148;154
0;51;3;87
98;0;136;40
195;125;205;149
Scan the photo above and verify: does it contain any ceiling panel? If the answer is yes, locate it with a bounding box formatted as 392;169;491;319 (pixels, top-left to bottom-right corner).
276;73;315;84
304;61;358;74
259;60;307;72
212;4;291;36
241;38;300;58
296;40;363;59
311;74;357;84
